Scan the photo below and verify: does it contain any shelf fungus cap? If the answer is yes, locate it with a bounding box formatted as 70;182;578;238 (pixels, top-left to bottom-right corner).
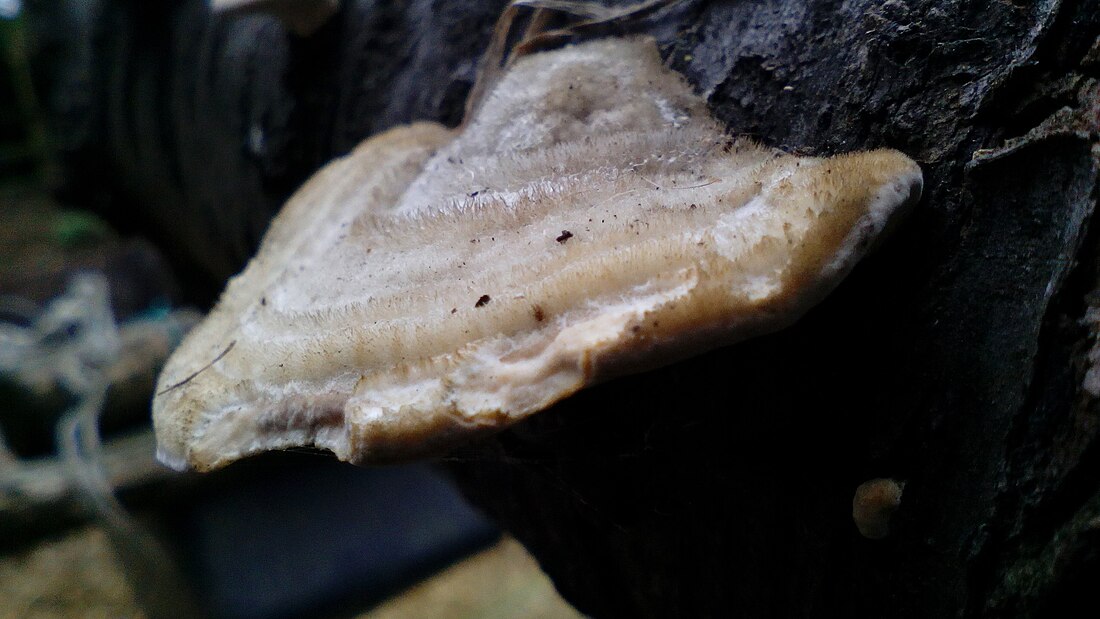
153;37;923;472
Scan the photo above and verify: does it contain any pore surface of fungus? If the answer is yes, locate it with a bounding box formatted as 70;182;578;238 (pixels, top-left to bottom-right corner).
153;37;923;471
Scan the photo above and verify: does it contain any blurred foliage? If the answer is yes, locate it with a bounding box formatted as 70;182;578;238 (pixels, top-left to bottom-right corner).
1;6;50;187
52;209;114;248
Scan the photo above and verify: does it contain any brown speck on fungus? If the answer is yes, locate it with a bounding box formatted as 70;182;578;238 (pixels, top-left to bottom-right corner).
556;230;574;243
152;11;922;471
853;478;905;540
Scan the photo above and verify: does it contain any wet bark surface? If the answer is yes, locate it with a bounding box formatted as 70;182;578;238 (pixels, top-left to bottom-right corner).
24;1;1100;617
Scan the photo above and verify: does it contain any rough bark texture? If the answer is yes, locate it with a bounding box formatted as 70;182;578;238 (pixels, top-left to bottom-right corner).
24;0;1100;617
25;0;510;301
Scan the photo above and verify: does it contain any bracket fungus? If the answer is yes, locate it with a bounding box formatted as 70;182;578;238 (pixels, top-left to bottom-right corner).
153;26;922;471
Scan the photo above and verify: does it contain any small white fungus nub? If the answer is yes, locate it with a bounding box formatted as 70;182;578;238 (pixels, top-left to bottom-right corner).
853;478;906;539
153;37;923;471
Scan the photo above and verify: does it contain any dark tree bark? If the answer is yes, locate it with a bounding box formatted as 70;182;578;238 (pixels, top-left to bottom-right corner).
24;1;1100;617
25;0;510;301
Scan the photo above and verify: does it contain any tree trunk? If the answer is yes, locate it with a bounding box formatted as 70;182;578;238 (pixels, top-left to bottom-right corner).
25;1;1100;617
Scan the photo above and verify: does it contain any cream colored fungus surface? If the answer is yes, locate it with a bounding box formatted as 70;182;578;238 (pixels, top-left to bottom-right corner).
153;38;922;471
